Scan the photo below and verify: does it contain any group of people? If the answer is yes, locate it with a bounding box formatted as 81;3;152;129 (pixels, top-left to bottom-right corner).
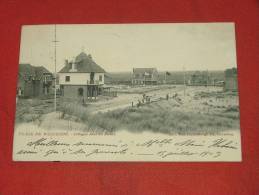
132;92;173;108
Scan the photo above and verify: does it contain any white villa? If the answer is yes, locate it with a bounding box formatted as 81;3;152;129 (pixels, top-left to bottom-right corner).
58;52;105;99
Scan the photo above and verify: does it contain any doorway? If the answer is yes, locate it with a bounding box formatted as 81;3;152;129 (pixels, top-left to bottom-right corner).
78;88;84;96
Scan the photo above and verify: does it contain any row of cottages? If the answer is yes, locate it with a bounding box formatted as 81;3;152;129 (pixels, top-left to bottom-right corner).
17;64;53;98
58;52;105;99
132;68;158;85
224;67;238;91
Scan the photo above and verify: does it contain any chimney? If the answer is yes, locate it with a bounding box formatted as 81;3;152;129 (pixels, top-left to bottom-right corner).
65;59;69;67
70;57;77;71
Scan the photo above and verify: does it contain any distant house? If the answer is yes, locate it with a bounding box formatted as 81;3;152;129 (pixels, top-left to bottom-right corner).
189;71;209;86
132;68;158;85
17;64;53;98
224;68;238;91
58;52;105;99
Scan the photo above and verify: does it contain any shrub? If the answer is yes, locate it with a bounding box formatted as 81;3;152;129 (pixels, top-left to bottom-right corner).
58;98;240;135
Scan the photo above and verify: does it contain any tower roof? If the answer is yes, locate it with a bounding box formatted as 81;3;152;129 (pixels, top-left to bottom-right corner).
59;52;105;73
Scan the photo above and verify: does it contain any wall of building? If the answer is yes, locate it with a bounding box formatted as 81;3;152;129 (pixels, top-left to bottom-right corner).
224;68;238;91
59;73;105;85
59;73;90;85
61;85;101;99
24;82;33;97
62;85;88;98
18;78;53;98
32;81;42;96
132;78;158;85
224;77;238;91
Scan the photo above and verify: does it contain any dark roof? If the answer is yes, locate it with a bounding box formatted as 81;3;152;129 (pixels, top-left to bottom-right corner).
19;64;52;80
59;52;105;73
133;68;158;74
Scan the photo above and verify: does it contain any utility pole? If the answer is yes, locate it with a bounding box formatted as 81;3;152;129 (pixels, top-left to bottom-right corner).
53;24;59;112
207;69;209;92
183;66;186;96
164;72;167;84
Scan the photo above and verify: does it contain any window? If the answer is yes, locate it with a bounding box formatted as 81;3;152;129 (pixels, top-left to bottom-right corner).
65;76;70;82
99;75;102;81
78;88;84;96
90;72;94;80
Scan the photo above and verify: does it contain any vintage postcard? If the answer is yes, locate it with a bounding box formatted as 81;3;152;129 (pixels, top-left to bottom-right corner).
13;23;241;161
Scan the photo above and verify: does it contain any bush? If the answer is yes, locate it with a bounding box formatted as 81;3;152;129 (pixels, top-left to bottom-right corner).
86;106;239;134
57;99;239;135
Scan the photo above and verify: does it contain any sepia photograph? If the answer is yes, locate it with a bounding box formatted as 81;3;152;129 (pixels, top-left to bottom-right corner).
13;23;241;161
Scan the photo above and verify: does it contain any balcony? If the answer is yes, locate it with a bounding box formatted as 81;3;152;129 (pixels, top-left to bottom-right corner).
87;80;100;85
43;76;53;84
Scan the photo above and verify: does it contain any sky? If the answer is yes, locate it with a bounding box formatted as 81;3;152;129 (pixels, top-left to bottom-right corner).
19;23;237;73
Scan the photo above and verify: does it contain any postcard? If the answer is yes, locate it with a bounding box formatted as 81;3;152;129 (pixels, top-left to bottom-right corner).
13;23;241;161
